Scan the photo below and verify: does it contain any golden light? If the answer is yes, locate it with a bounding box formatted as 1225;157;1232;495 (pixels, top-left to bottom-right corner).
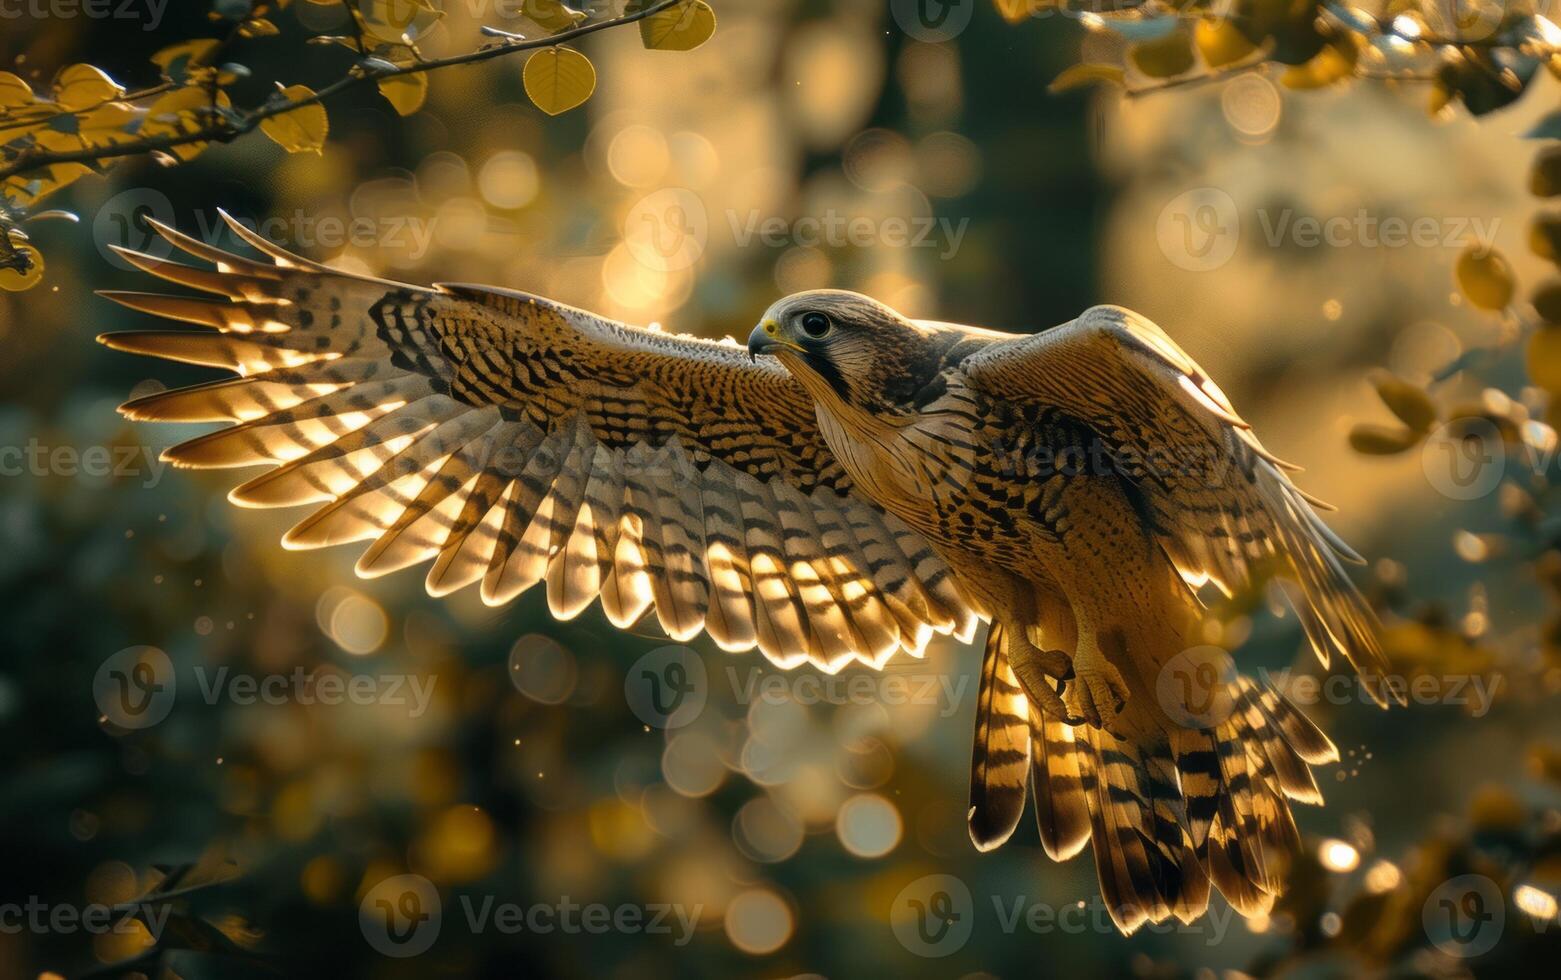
733;796;805;863
507;633;578;705
317;587;388;655
607;124;671;188
1318;838;1360;873
1515;883;1559;922
723;888;793;955
412;804;499;884
835;792;903;858
662;731;728;798
477;151;540;210
1364;859;1402;894
1221;74;1282;141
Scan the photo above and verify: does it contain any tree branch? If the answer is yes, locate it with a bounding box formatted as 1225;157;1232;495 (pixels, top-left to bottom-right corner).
0;0;683;185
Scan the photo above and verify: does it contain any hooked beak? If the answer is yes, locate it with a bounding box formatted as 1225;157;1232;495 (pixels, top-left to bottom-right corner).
747;318;801;362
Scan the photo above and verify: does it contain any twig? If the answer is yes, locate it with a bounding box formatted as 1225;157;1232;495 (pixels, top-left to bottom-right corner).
0;0;683;184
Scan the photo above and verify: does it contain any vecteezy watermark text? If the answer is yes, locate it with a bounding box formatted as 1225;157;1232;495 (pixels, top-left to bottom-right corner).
726;665;968;718
726;209;969;260
0;440;165;487
358;874;701;958
1158;187;1501;273
890;874;1236;957
95;189;438;271
0;897;171;941
0;0;167;30
94;647;438;732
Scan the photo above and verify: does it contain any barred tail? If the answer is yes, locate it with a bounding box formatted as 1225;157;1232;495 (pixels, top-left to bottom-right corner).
1015;675;1336;934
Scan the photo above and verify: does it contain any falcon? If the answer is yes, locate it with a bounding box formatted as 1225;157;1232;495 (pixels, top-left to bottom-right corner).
98;212;1397;933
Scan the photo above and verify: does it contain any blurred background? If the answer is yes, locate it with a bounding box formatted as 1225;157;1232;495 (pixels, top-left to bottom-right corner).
4;0;1561;977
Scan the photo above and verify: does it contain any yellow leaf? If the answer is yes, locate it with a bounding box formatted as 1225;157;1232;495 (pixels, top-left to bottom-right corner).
1048;63;1125;94
142;87;232;161
1194;19;1256;69
1131;29;1195;79
1348;423;1421;455
523;48;596;116
1534;146;1561;198
260;85;329;154
1456;245;1515;311
1534;278;1561;323
0;244;43;292
640;1;716;51
76;102;143;149
357;0;442;44
239;17;280;37
1368;369;1438;433
1529;327;1561;391
152;39;220;79
0;71;33;108
1528;326;1561;392
525;0;590;32
52;64;124;111
378;72;428;116
1533;213;1561;263
1280;36;1358;89
3;163;92;208
993;0;1040;24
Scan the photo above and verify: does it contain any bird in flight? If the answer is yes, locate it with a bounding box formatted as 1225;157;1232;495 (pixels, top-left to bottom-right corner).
100;212;1396;934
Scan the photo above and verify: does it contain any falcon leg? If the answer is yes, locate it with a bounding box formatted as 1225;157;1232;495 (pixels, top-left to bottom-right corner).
1061;617;1130;730
1005;628;1078;725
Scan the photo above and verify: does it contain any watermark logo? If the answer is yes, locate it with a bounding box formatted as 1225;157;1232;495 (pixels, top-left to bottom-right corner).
625;644;708;729
94;188;176;269
1157;187;1240;272
1422;0;1504;42
360;874;441;958
1422;418;1505;501
1423;874;1504;958
92;192;439;268
891;874;974;957
889;0;975;43
1155;645;1238;728
625;187;708;273
92;651;438;730
356;0;442;43
93;646;176;730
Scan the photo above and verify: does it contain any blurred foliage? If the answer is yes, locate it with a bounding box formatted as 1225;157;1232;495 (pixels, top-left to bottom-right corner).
0;0;704;280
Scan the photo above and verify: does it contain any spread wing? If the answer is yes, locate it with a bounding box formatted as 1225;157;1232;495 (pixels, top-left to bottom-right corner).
97;213;976;672
961;304;1397;704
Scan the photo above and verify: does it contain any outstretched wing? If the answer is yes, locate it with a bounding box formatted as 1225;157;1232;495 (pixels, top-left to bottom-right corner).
98;213;976;671
961;304;1398;704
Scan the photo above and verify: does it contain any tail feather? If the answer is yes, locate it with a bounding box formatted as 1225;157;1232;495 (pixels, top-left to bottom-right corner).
1015;668;1333;933
967;624;1032;850
1029;713;1090;861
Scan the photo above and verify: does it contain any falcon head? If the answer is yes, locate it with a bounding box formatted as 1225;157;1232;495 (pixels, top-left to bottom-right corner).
747;290;935;414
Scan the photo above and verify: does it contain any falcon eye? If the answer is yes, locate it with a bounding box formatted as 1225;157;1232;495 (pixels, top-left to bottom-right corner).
799;311;832;339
